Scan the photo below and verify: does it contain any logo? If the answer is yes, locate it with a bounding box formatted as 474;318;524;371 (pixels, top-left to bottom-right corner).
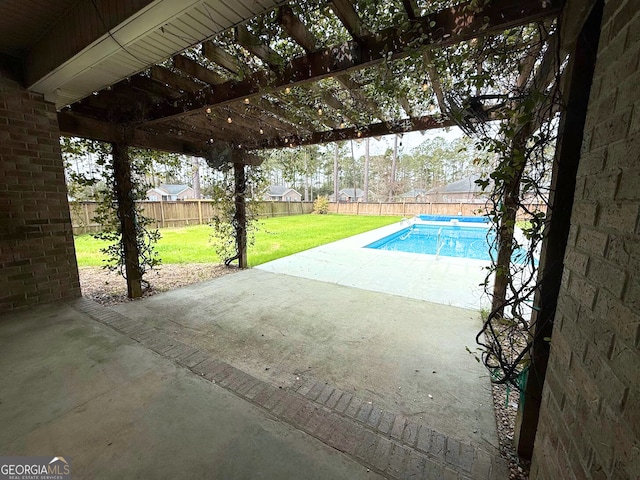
0;456;71;480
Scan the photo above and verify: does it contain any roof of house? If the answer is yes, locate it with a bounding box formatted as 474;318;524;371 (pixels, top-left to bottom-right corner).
156;184;191;195
339;188;364;197
427;174;486;194
401;188;429;197
267;185;300;196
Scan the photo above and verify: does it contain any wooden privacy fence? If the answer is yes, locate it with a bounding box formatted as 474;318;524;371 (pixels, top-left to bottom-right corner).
70;200;314;234
328;201;547;219
70;200;546;234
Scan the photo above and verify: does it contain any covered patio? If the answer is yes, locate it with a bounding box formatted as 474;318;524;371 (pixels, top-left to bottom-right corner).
1;266;507;478
2;0;638;479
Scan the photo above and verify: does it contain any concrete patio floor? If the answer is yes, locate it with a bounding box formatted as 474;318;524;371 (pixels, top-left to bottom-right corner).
0;303;381;480
0;223;508;478
256;221;492;310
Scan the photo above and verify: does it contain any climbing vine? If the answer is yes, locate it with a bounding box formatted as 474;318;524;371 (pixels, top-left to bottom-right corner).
208;163;266;265
62;138;163;290
442;21;563;389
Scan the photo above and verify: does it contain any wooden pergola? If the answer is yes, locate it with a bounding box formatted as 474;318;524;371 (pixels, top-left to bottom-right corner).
49;0;563;283
56;0;562;155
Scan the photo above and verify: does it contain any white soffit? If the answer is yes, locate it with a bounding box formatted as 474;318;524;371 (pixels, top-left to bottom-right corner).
30;0;280;109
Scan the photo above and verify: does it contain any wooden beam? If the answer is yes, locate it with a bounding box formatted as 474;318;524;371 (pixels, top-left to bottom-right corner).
235;24;284;69
0;53;24;84
334;75;386;121
330;0;368;40
278;5;317;52
138;0;561;125
151;65;202;93
229;104;295;135
422;51;447;113
202;41;243;75
173;55;225;86
399;97;413;118
253;97;315;133
58;111;210;157
276;93;341;130
276;5;361;124
126;75;183;99
401;0;419;20
257;115;456;149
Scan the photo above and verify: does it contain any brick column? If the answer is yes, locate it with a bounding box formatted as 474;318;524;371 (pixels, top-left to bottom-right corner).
0;70;81;311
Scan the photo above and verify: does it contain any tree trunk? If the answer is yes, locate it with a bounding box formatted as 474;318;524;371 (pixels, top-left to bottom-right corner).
192;156;201;199
333;143;339;202
364;138;370;202
112;142;142;299
389;135;398;202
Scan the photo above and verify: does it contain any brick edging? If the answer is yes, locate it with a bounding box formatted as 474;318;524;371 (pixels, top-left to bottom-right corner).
70;297;505;479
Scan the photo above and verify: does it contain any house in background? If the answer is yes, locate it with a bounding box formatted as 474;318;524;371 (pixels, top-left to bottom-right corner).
264;185;302;201
146;184;195;201
424;174;489;203
400;188;429;202
330;188;365;202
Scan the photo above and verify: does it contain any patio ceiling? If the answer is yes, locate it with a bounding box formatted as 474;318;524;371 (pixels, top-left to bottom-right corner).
0;0;284;107
3;0;563;163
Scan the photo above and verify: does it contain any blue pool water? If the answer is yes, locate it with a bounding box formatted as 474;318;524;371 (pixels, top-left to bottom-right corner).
366;223;493;260
417;214;490;224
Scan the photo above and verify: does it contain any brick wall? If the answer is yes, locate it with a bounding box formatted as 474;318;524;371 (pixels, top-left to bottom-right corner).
531;1;640;478
0;71;81;311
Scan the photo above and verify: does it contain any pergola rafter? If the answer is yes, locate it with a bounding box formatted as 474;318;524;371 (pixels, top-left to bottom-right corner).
58;0;562;157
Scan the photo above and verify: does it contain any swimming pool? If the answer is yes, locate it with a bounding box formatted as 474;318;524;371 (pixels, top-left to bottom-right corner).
366;223;493;260
366;217;532;263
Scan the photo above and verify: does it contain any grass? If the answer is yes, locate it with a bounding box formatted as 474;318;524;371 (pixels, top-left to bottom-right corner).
73;214;401;268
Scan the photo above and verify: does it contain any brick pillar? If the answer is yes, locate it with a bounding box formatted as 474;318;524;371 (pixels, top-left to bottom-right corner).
0;70;81;311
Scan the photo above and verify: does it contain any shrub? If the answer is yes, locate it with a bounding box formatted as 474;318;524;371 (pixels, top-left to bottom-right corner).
313;196;330;214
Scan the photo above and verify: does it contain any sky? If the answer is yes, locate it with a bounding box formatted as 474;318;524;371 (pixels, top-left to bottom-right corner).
350;125;465;157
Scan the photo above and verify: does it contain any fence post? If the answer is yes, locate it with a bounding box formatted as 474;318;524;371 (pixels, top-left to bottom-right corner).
198;200;203;225
83;202;90;230
160;200;165;228
356;201;359;215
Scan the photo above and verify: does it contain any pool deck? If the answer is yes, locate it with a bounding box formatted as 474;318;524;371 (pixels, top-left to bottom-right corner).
256;221;492;311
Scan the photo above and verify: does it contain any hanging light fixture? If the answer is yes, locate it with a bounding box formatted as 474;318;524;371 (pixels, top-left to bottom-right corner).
317;106;323;116
421;78;429;92
227;115;233;124
285;86;291;94
259;127;264;135
243;98;250;104
205;107;212;114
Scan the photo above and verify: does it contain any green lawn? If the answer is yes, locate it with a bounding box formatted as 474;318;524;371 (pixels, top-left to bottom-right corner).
73;214;401;268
